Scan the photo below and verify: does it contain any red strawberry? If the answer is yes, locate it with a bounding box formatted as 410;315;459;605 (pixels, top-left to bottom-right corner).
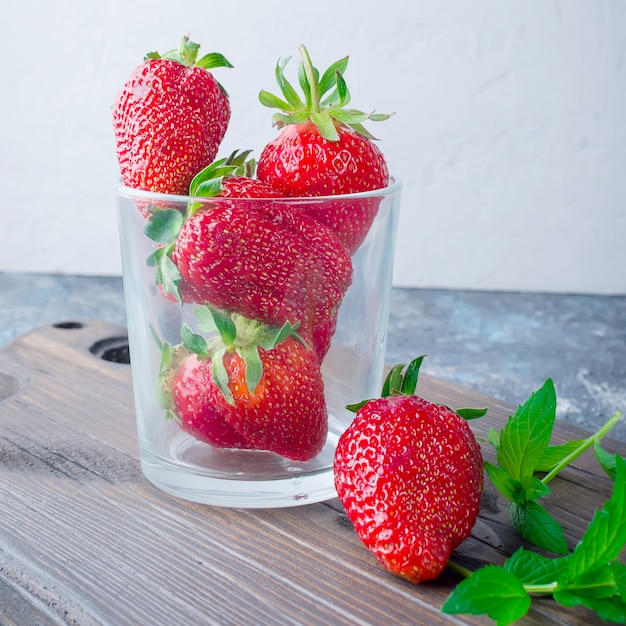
113;36;232;195
334;357;485;584
257;46;392;254
168;351;253;449
220;334;327;461
173;202;351;360
164;310;328;461
144;160;353;362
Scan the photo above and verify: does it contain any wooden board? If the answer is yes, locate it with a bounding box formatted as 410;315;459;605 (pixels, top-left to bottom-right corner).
0;321;623;625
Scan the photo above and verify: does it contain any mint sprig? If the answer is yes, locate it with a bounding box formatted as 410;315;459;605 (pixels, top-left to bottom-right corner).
442;455;626;624
484;378;621;554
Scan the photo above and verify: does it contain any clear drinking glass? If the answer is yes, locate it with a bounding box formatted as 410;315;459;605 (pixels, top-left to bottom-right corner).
115;180;401;507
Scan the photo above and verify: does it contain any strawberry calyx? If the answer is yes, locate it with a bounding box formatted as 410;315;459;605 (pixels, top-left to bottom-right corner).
178;306;308;404
346;355;488;420
189;149;256;198
142;150;261;303
258;44;393;141
145;35;233;71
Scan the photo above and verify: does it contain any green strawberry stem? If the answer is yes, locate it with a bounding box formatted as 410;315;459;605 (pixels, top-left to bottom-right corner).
259;44;392;141
299;45;320;115
541;410;622;485
346;356;487;419
146;35;233;70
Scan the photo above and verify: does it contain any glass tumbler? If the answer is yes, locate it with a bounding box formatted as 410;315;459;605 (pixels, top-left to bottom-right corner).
115;180;401;507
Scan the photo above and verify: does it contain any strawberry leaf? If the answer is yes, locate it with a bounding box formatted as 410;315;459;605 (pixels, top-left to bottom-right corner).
144;209;184;244
381;364;405;397
335;71;350;107
399;356;424;395
456;407;488;420
195;51;233;70
215;313;237;346
441;565;531;625
238;345;263;396
310;111;339;141
150;249;182;303
257;321;298;351
318;55;349;97
259;90;293;112
275;57;302;109
193;306;219;335
180;323;209;358
211;348;233;404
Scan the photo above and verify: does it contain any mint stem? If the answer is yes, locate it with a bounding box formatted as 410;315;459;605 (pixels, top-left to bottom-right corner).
542;411;622;485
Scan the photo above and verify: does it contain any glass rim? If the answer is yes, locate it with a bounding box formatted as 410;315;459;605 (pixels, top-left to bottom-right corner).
115;176;402;204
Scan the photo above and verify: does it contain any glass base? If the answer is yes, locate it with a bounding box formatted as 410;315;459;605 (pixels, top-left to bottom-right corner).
140;444;337;508
139;429;339;507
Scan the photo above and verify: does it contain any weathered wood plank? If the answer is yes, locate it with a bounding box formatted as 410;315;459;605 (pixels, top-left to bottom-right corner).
0;321;623;625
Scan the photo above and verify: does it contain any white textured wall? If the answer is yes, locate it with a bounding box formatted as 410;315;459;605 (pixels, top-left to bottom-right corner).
1;0;624;294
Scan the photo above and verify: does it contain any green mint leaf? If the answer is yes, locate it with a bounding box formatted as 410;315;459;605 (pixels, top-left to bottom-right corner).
504;547;568;585
565;455;626;578
510;500;569;555
554;589;626;624
497;378;557;482
484;461;521;502
211;349;233;404
180;323;209;358
238;345;263;396
594;441;617;480
144;209;184;244
441;565;531;625
520;474;552;501
487;426;501;451
536;439;587;472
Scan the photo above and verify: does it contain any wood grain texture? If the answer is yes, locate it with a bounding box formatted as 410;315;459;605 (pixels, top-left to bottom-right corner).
0;321;623;625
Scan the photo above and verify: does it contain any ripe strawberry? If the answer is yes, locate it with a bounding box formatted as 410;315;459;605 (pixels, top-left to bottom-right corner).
174;203;351;359
144;162;353;361
257;46;392;254
163;309;328;461
113;36;232;195
167;351;253;449
334;357;485;584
